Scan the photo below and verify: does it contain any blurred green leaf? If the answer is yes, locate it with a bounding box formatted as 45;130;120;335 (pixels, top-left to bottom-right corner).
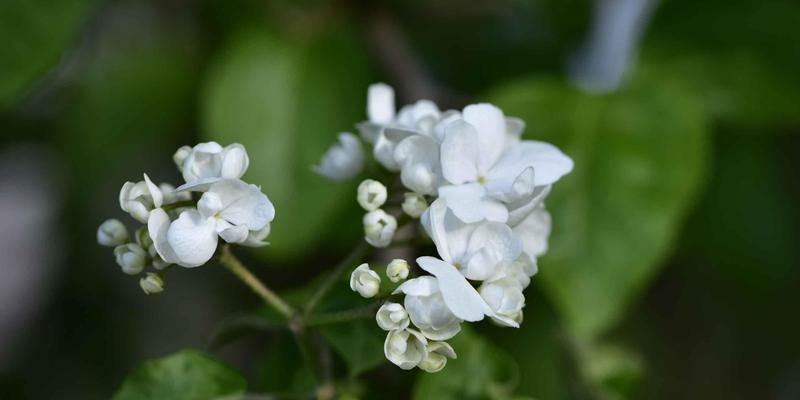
487;73;709;339
202;26;373;260
0;0;93;107
112;350;246;400
414;326;520;400
319;317;386;377
579;342;642;400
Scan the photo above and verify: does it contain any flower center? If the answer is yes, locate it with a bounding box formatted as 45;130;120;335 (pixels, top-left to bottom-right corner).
477;176;487;184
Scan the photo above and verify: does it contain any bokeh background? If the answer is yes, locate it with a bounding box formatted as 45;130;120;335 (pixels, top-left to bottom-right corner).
1;0;799;399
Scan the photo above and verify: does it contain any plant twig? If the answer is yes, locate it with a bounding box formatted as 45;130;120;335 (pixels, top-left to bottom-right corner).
304;241;370;316
305;303;381;327
219;245;295;319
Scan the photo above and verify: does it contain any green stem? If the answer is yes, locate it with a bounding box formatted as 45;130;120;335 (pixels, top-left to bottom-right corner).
219;245;295;319
161;200;195;211
304;241;370;316
305;303;380;327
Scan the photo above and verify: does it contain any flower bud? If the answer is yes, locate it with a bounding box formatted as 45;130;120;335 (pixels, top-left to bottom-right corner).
139;272;164;295
397;276;461;341
119;174;163;223
114;243;147;275
384;329;427;370
135;227;154;252
363;209;397;248
97;219;129;247
386;259;410;283
350;263;381;298
173;145;192;171
479;278;525;327
357;179;387;211
401;192;427;218
314;133;364;181
418;341;457;373
376;302;409;331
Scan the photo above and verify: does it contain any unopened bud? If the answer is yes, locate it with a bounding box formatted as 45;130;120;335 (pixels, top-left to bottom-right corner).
114;243;147;275
139;272;164;294
350;263;381;298
357;179;388;211
386;259;410;283
401;192;427;218
173;145;192;171
363;209;397;248
97;219;129;247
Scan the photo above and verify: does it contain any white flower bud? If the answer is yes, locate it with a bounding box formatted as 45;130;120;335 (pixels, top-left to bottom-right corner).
119;174;163;223
384;329;428;370
376;302;409;331
139;272;164;295
97;219;129;247
397;276;461;341
114;243;147;275
181;142;250;184
363;209;397;248
350;263;381;298
134;227;153;252
173;145;192;171
152;254;170;270
479;277;525;327
314;133;364;181
401;192;427;218
418;341;457;373
386;259;410;283
357;179;387;211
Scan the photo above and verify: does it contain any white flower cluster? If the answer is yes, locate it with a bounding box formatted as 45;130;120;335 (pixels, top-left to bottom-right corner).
330;83;573;372
98;142;275;294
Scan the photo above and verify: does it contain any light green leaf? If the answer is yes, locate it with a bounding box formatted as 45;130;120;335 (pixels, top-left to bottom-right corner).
201;26;373;260
112;350;246;400
487;73;709;339
0;0;94;107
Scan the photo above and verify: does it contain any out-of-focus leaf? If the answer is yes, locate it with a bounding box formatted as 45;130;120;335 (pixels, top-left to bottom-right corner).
0;0;94;107
487;73;709;339
207;313;286;350
112;350;246;400
414;326;520;400
201;26;373;260
579;342;642;400
256;332;316;395
319;317;385;377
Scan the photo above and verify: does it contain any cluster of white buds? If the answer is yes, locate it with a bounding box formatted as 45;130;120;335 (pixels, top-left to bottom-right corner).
334;83;573;372
98;142;275;294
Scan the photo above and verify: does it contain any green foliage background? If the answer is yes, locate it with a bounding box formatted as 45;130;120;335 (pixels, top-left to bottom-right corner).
0;0;798;399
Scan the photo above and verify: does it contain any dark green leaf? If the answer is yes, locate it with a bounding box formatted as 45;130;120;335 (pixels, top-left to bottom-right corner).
112;350;246;400
319;317;386;377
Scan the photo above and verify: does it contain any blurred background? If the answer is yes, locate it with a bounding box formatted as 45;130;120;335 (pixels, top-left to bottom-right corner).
1;0;799;398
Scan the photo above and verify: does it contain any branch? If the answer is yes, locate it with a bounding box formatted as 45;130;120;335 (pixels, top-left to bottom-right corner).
219;245;295;319
304;241;370;316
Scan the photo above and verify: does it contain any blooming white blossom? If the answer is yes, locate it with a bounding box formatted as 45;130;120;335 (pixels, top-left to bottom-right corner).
314;133;364;181
401;192;427;218
139;272;164;295
363;209;397;248
97;219;129;247
395;276;461;341
114;243;147;275
418;341;457;373
386;259;410;283
357;179;387;211
376;302;410;331
119;174;163;223
350;263;381;298
180;142;249;186
384;328;428;370
479;277;525;326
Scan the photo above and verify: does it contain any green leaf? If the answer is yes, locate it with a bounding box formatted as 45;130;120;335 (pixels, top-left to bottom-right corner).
487;73;710;339
414;327;520;400
0;0;94;107
201;26;373;260
319;317;386;377
112;350;246;400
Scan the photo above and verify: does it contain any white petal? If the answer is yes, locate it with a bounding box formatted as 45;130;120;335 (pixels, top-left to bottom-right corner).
368;83;395;124
487;140;574;187
356;121;382;144
175;177;223;192
394;275;439;296
221;143;249;179
394;134;441;195
462;103;507;172
462;222;521;280
438;183;508;223
513;205;552;258
143;173;163;208
218;224;250;244
210;179;275;231
167;210;218;268
416;256;495;323
507;185;551;227
374;128;415;171
485;166;535;204
147;208;179;264
440;119;480;184
197;192;223;219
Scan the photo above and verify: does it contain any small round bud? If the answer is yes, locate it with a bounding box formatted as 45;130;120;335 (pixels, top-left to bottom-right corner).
418;341;457;373
401;192;427;218
376;302;409;331
139;272;164;294
173;145;192;171
113;243;147;275
363;209;397;248
349;263;381;298
386;259;410;283
357;179;388;211
97;219;129;247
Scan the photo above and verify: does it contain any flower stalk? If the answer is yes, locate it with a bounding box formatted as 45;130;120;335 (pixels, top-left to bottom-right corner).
219;245;295;319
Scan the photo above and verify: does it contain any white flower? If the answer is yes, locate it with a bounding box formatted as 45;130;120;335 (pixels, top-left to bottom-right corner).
139;272;164;295
401;192;427;218
119;174;163;223
159;183;192;205
376;302;410;331
240;224;271;248
394;276;461;341
173;145;192;171
350;263;381;298
363;209;397;248
357;179;387;211
97;219;129;247
386;259;410;283
314;133;364;181
180;142;249;185
384;328;428;370
148;179;275;268
393;134;442;195
479;277;525;327
114;243;147;275
418;341;457;373
511;203;552;259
